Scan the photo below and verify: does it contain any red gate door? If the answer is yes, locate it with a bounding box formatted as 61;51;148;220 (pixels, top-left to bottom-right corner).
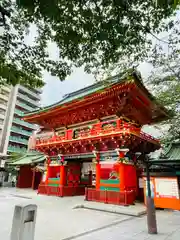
67;163;81;187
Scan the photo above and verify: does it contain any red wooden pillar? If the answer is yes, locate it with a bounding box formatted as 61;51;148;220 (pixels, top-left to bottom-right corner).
118;151;125;191
94;152;100;190
31;168;35;189
60;165;65;185
59;156;66;197
96;163;100;190
119;163;125;191
60;156;65;186
17;168;21;188
89;170;92;185
45;158;51;185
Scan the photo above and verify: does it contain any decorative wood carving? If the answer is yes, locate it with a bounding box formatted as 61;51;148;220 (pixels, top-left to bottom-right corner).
37;91;133;128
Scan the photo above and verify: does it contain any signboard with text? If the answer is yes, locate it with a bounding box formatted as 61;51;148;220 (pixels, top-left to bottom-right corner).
155;178;179;199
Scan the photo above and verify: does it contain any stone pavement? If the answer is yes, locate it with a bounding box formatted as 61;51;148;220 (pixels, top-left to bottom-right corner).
0;188;130;240
72;210;180;240
0;187;180;240
75;201;146;216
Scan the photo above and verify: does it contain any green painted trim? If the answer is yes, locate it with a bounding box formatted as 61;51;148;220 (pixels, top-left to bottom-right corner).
81;177;89;180
100;179;120;184
100;186;119;192
48;184;59;187
48;178;60;181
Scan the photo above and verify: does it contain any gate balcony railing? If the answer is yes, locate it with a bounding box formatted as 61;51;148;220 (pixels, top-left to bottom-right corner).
35;119;159;146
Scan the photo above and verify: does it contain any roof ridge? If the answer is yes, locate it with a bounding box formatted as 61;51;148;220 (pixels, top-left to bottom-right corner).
24;72;130;116
62;74;121;99
163;142;180;158
24;69;170;121
163;143;172;156
62;81;103;99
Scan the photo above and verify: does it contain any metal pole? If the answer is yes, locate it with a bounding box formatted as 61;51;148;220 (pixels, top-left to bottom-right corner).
145;158;157;234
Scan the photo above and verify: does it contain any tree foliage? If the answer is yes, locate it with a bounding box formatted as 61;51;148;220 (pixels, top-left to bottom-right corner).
0;0;177;87
148;17;180;143
17;0;176;74
156;0;180;8
0;1;42;87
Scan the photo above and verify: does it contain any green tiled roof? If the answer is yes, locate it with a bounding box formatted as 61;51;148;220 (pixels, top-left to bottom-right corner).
149;142;180;166
23;70;172;125
9;151;46;165
163;142;180;160
23;70;138;117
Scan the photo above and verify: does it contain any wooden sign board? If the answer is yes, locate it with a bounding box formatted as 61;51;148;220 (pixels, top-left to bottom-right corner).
155;178;179;199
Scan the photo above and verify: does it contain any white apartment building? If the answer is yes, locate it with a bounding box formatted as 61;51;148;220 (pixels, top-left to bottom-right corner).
0;85;41;167
0;85;11;147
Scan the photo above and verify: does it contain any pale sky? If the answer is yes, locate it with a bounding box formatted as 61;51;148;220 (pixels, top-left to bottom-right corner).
41;62;153;106
41;67;95;106
40;27;155;107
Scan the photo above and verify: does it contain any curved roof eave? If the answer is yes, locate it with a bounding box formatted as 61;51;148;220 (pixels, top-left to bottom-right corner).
23;70;171;122
23;72;128;118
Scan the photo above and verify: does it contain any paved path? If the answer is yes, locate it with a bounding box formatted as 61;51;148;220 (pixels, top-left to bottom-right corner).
0;188;130;240
73;211;180;240
0;188;180;240
75;201;146;216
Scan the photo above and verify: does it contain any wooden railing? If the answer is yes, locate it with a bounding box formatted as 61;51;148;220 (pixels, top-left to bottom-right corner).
36;119;159;146
38;184;135;205
38;184;85;197
85;188;136;206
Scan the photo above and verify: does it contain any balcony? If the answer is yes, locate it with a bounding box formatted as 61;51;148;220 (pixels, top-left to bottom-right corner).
18;85;41;100
13;118;37;130
16;101;34;112
17;92;40;107
0;94;9;102
0;113;5;120
11;126;32;137
9;136;28;145
1;85;11;93
0;103;7;111
36;119;159;147
0;122;4;129
7;145;27;153
14;108;24;117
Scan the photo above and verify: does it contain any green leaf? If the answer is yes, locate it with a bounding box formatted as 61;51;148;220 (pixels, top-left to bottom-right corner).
0;0;178;86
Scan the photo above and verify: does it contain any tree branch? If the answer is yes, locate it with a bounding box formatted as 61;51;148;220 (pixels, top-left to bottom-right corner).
0;5;10;26
148;31;169;44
